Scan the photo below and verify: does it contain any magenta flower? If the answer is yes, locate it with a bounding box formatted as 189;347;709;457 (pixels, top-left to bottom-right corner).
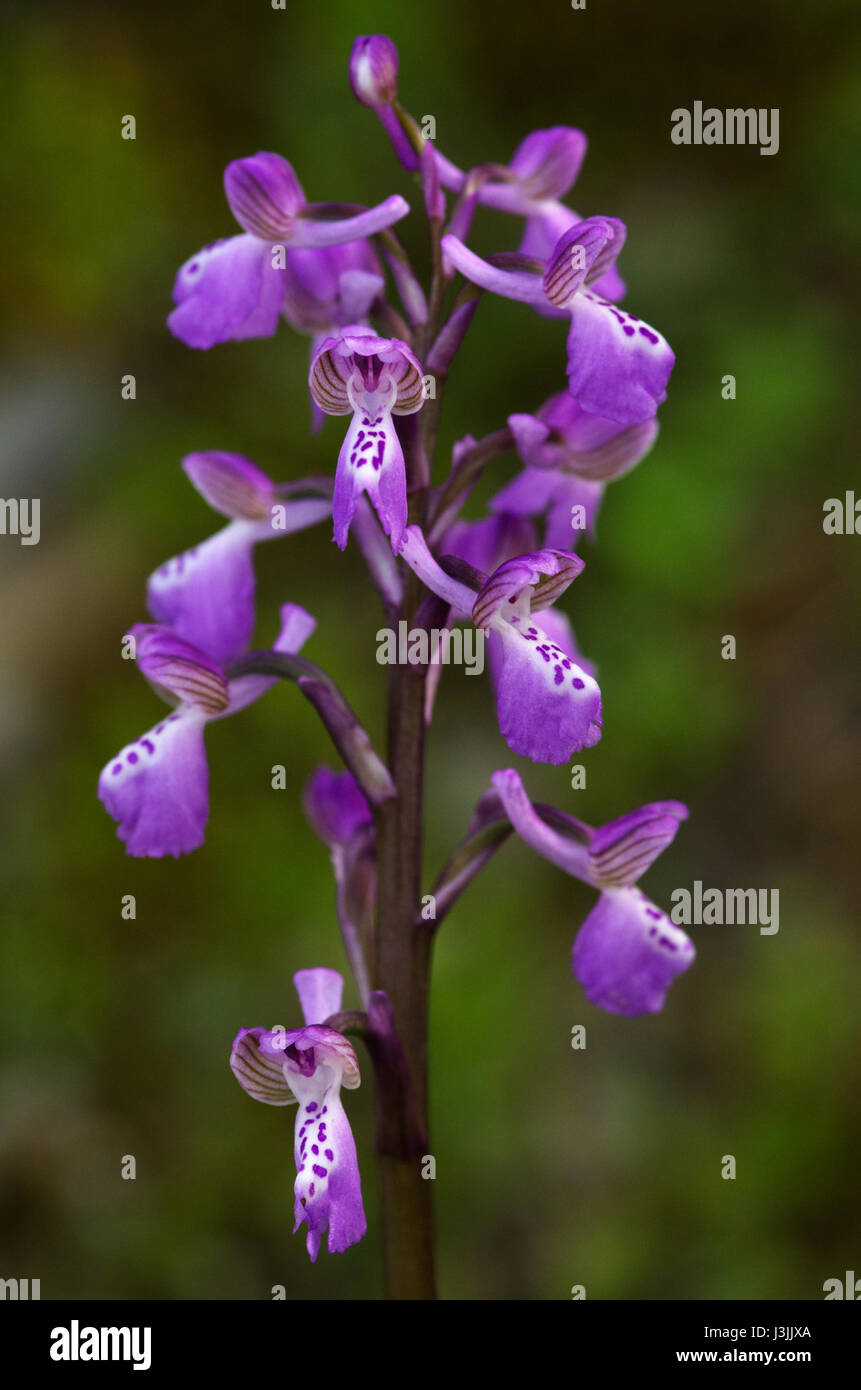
168;151;409;349
401;525;602;763
147;452;330;666
442;216;674;425
488;393;658;551
98;606;315;858
507;393;658;481
493;769;695;1015
309;326;424;552
230;969;367;1262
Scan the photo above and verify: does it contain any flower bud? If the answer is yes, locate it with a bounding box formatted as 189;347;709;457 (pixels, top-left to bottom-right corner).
349;34;398;108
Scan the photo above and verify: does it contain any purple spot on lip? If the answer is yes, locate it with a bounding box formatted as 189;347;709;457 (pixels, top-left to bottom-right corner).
112;764;122;776
623;325;635;336
306;1103;317;1112
312;1144;319;1155
324;1149;334;1161
572;677;585;689
638;326;659;344
127;752;139;765
312;1164;327;1179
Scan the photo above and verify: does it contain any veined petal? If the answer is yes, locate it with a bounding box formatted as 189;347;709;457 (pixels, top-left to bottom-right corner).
310;328;424;416
566;291;674;425
294;968;344;1026
224;152;305;241
98;707;210;858
230;1026;298;1106
573;887;695;1016
291;195;410;250
182;451;274;521
473;550;584;628
132;624;229;713
588;802;689;887
168;235;286;349
543;217;626;308
491;768;592;879
489;615;603;763
440;235;547;305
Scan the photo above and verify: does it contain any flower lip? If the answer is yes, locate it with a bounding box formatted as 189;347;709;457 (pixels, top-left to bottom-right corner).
472;549;585;629
309;327;424;416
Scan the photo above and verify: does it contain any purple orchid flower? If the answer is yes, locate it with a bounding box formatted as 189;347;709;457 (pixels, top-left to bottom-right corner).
168;151;409;350
508;393;659;481
492;769;695;1015
487;394;658;551
98;605;315;858
441;216;674;425
309;326;424;552
401;525;602;763
230;968;367;1262
147;452;330;666
518;200;626;309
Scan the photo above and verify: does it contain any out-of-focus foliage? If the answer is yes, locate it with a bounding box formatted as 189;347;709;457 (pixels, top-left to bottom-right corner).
1;0;859;1299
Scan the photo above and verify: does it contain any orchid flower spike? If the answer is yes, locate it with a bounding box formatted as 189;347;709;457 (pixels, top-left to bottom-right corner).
168;151;409;349
98;605;315;858
147;452;330;666
492;769;695;1015
442;217;674;425
231;968;367;1262
309;326;424;552
400;525;602;763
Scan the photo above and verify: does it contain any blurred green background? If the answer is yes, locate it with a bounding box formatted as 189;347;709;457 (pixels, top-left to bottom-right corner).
1;0;860;1300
